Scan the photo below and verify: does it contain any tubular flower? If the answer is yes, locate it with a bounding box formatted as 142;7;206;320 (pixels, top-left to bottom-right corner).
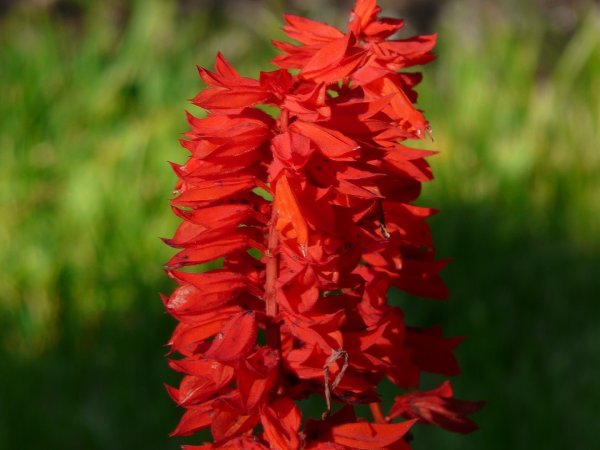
164;0;483;448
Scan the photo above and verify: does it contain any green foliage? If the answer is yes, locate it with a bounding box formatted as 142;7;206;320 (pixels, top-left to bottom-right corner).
0;1;598;449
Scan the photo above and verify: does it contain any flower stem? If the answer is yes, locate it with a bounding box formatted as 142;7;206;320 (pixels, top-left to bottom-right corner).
265;202;280;351
369;402;386;424
280;108;289;132
266;107;287;352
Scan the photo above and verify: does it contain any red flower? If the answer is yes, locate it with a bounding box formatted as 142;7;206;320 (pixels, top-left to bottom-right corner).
163;1;483;448
388;381;486;434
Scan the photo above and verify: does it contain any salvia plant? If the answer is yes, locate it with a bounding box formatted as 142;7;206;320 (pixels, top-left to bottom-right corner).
163;0;484;448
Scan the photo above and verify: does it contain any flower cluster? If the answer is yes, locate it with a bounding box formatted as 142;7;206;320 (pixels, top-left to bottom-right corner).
163;0;483;448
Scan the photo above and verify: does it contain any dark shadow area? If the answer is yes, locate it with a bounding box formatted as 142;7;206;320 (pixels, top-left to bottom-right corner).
388;200;600;449
0;277;184;450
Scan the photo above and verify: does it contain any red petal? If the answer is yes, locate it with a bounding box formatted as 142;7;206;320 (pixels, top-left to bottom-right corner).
194;53;271;110
170;363;234;406
271;40;316;70
164;234;249;269
193;87;271;110
210;436;269;449
330;420;416;449
204;311;257;362
381;34;437;59
169;358;232;378
211;408;259;443
363;18;405;40
170;402;214;436
389;381;485;434
260;397;303;450
168;307;241;354
237;348;280;410
303;51;366;84
299;35;365;83
274;173;309;250
165;272;247;316
350;0;380;34
300;34;350;75
213;53;240;78
283;14;344;45
171;176;256;206
291;121;360;159
378;76;429;136
305;444;347;450
172;204;263;230
270;131;314;180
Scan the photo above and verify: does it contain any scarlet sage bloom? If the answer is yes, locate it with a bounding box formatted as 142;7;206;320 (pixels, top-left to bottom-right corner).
163;1;483;448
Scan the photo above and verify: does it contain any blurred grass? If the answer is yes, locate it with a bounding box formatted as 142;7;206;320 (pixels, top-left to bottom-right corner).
0;0;599;449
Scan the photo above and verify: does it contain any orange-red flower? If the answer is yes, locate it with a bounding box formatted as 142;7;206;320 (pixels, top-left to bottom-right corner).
164;0;482;448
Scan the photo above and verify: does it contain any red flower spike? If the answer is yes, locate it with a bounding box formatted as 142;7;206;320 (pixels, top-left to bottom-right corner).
164;0;483;447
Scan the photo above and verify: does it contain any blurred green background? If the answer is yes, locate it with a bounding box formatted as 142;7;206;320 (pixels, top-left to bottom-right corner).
0;0;599;448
